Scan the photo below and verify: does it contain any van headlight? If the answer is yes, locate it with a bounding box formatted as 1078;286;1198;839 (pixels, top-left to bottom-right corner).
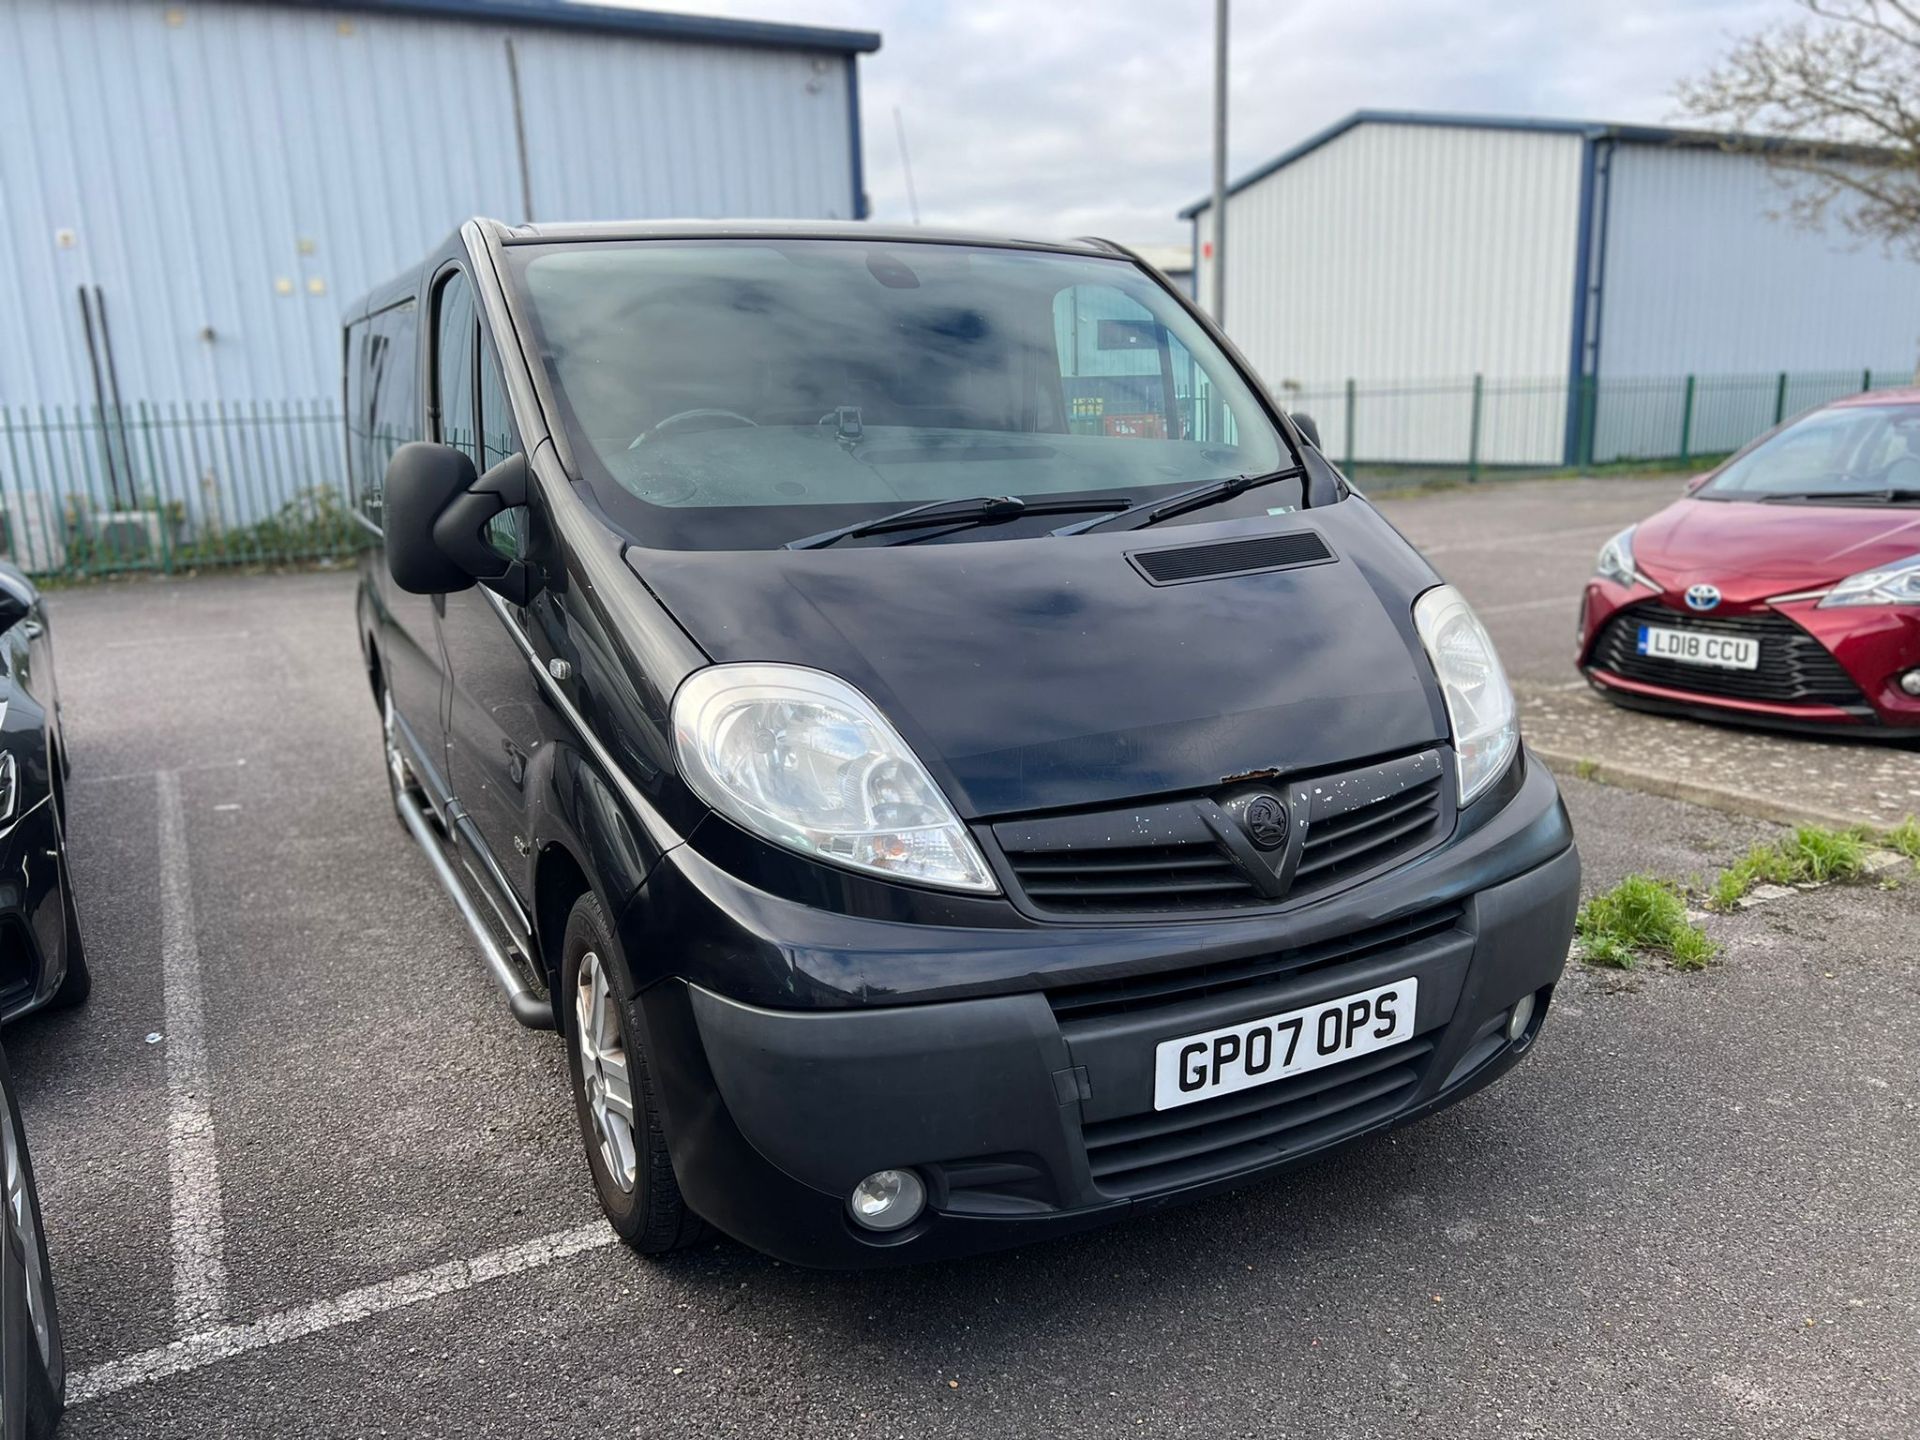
672;663;997;893
1818;552;1920;607
0;751;14;825
1413;585;1518;805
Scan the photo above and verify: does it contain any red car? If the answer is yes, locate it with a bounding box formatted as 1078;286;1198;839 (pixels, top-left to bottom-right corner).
1578;389;1920;739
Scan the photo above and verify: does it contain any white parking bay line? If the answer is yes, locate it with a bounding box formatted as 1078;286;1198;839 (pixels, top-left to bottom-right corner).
157;769;229;1332
69;1223;618;1405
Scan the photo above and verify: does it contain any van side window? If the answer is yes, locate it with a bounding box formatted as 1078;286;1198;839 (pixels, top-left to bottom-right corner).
477;334;526;561
434;272;478;458
479;336;522;472
363;302;419;523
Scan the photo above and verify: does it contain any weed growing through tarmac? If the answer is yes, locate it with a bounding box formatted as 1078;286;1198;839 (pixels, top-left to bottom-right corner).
1576;875;1718;971
1583;818;1916;977
1884;817;1920;867
1574;757;1603;783
1706;824;1873;911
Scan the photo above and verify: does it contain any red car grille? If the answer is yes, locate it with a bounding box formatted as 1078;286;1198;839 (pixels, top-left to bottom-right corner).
1592;604;1865;707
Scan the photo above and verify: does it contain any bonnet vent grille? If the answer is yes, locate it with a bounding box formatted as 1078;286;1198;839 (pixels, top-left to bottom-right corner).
1130;531;1333;585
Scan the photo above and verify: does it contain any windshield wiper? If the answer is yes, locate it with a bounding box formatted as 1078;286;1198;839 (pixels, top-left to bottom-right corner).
785;494;1133;550
1050;466;1307;537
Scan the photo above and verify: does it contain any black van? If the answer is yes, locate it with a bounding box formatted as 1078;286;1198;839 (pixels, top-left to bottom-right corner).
346;219;1579;1267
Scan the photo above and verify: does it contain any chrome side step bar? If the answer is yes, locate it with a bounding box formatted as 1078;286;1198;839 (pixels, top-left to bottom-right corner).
396;786;556;1031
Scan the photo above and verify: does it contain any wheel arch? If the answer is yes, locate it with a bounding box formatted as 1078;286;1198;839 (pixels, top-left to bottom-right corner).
533;839;593;995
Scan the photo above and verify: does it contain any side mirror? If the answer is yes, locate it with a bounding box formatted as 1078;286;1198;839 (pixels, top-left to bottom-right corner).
383;443;537;604
1291;412;1322;450
0;569;34;632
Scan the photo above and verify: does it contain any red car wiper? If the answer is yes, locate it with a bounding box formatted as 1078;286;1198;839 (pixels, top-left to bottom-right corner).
1757;487;1920;503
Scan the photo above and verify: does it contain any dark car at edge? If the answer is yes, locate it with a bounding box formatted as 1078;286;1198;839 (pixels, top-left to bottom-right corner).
348;219;1580;1266
0;565;88;1025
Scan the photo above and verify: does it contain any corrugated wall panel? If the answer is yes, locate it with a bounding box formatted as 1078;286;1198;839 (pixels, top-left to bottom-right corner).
1589;143;1920;462
1596;144;1920;379
0;0;859;412
1192;123;1584;464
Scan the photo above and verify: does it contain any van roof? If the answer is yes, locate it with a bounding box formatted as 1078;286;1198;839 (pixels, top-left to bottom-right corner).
490;217;1124;255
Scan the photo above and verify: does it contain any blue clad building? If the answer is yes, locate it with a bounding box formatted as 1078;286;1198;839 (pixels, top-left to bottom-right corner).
0;0;880;413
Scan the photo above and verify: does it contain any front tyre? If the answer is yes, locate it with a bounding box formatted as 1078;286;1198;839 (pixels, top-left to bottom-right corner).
560;892;706;1254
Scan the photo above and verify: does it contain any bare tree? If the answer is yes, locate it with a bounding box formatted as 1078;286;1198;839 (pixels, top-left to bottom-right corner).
1678;0;1920;259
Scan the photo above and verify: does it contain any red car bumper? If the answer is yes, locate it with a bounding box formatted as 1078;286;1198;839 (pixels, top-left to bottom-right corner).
1576;579;1920;739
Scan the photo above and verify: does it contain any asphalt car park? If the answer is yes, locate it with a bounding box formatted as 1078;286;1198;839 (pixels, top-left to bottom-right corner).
8;485;1918;1437
1380;474;1920;829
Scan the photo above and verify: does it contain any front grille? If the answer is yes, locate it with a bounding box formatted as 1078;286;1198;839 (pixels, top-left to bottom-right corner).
1045;903;1465;1022
1007;839;1257;911
1592;603;1865;707
1295;771;1445;890
995;751;1450;918
1080;1035;1435;1197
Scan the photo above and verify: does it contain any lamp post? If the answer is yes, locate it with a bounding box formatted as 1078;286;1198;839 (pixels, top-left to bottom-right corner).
1210;0;1228;327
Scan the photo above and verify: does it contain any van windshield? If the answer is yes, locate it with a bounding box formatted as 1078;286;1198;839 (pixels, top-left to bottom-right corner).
505;239;1293;550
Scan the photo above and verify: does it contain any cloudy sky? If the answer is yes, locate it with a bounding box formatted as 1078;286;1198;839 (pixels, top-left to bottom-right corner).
624;0;1776;245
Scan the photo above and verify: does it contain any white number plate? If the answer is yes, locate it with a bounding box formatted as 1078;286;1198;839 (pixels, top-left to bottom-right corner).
1152;977;1418;1111
1637;624;1759;671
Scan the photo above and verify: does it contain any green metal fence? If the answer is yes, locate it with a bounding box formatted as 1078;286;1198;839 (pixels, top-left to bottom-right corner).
1283;366;1914;481
0;401;359;579
0;367;1913;579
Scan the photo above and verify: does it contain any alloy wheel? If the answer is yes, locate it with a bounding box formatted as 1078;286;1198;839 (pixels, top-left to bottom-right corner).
382;690;411;797
574;950;638;1194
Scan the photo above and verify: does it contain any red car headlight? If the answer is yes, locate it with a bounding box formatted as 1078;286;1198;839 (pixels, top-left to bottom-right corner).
1819;552;1920;608
1594;526;1639;588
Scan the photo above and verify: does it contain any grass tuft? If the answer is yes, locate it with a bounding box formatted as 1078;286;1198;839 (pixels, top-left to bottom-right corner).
1883;817;1920;866
1576;874;1718;971
1705;824;1871;911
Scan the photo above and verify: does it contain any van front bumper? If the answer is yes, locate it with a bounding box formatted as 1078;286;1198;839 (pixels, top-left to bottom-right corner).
627;756;1579;1268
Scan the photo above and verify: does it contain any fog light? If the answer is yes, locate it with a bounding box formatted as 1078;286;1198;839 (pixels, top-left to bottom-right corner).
848;1168;926;1232
1900;669;1920;698
1506;992;1537;1042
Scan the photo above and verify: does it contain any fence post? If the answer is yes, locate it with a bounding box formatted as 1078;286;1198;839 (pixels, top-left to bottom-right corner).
1772;371;1788;425
1862;367;1873;393
1342;378;1355;474
1678;374;1696;465
1467;374;1483;482
1576;376;1597;469
137;401;174;575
